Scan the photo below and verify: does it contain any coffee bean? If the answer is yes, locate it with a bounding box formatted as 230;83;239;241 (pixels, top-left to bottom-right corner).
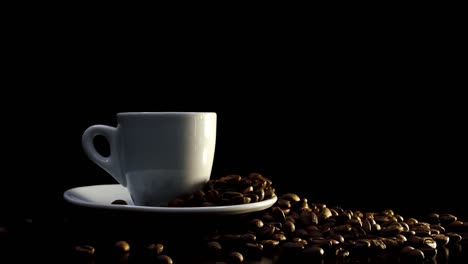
111;199;127;205
283;220;295;234
115;240;130;252
244;193;259;203
147;243;164;255
272;233;287;241
280;242;304;254
433;234;450;246
420;245;437;258
219;175;242;183
303;245;324;258
426;213;439;224
249;219;264;230
156;255;173;264
405;218;419;225
271;206;286;223
258;224;276;238
277;199;291;209
74;245;95;257
439;214;457;225
280;193;300;203
240;233;256;243
227;251;244;264
446;232;462;243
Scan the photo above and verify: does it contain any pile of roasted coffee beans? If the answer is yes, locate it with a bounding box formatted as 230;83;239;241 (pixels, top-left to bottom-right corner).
201;192;464;263
167;173;276;207
80;173;464;263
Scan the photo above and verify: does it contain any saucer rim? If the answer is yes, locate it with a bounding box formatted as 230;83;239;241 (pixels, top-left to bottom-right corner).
63;184;278;215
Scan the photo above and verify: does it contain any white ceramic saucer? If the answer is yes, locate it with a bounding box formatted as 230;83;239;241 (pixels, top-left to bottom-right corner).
64;184;277;215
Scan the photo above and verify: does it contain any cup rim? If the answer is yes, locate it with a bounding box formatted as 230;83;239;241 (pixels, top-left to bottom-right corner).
117;112;216;117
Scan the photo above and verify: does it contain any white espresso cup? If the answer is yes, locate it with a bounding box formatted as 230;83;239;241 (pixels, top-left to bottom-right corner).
81;112;217;206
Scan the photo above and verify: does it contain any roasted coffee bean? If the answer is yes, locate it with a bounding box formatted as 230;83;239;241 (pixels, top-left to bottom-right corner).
381;237;400;248
147;243;164;255
277;199;291;209
283;220;295;234
319;207;332;221
421;237;437;249
249;218;264;230
261;213;275;222
219;175;242;183
244;243;263;258
331;224;352;234
111;199;127;205
446;232;462;243
405;218;419;225
303;245;325;258
281;193;300;202
430;224;445;233
272;233;287;241
115;240;130;252
240;233;256;243
401;246;416;255
383;223;404;236
433;234;450;246
426;213;440;224
222;191;243;199
206;241;222;254
227;251;244;264
328;233;344;243
420;245;437;258
242;185;253;194
258;224;276;238
156;255;173;264
280;242;304;255
439;214;457;225
205;189;220;203
405;248;425;260
244;193;259;203
74;245;95;257
430;228;440;235
271;206;286;222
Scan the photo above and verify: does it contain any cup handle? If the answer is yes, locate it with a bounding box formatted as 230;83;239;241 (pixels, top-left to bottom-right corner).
81;125;126;187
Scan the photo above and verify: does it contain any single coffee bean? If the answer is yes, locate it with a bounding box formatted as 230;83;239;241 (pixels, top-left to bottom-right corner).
240;233;256;243
303;245;325;258
147;243;164;255
281;193;300;202
271;206;286;222
227;251;244;264
420;245;437;258
111;199;127;205
219;175;242;183
277;199;292;209
272;233;287;241
426;213;439;224
401;246;415;255
249;218;264;230
446;232;462;243
156;255;173;264
433;234;450;246
405;218;419;225
115;240;130;252
258;224;276;238
430;224;445;233
439;214;457;225
74;245;95;257
280;242;304;255
283;220;295;234
407;248;425;260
